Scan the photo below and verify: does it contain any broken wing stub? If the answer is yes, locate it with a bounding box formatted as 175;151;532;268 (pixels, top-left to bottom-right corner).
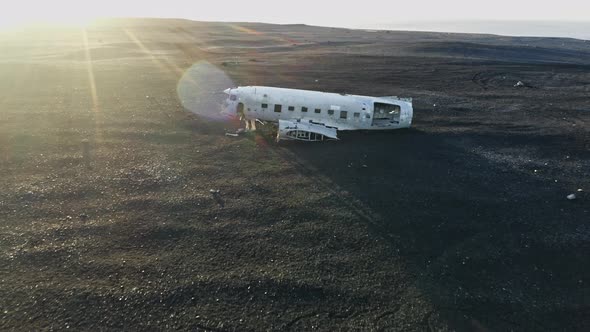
277;119;338;142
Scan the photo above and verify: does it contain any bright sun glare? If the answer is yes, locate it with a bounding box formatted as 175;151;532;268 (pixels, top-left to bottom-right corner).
0;3;100;29
0;15;95;29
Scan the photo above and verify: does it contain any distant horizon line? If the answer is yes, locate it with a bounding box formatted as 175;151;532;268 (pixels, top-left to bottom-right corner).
4;17;589;40
96;17;590;40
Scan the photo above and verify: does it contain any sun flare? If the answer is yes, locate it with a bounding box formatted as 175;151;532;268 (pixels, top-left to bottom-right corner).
0;16;95;29
0;3;99;29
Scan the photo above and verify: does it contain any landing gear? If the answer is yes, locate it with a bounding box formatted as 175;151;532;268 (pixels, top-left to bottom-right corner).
245;119;257;131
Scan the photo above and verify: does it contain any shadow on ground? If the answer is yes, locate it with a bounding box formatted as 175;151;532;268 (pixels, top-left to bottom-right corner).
275;127;590;331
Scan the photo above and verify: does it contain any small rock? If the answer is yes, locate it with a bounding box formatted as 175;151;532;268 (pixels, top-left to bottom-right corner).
567;194;576;200
79;213;89;221
209;189;220;194
577;188;583;192
514;81;525;87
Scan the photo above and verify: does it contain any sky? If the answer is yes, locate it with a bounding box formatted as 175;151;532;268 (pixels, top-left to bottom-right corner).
1;0;589;37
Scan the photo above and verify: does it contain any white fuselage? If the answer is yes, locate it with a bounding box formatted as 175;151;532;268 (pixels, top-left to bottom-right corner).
223;86;413;131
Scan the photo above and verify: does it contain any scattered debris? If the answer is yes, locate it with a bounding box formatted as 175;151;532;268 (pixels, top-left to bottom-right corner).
79;213;89;221
209;189;220;194
567;194;576;200
577;188;584;192
514;81;525;87
226;128;246;137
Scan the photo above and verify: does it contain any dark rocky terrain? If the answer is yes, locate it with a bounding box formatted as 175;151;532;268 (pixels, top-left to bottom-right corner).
0;18;589;331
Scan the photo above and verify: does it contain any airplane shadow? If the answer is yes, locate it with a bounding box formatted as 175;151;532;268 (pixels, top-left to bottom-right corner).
273;128;590;330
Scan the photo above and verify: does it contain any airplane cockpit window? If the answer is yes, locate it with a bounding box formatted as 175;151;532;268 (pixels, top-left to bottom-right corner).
230;95;237;101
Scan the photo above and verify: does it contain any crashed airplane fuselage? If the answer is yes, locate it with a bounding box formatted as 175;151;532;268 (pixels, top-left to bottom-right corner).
222;86;413;141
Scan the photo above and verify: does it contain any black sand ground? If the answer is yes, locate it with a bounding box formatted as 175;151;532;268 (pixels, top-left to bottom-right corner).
1;19;589;331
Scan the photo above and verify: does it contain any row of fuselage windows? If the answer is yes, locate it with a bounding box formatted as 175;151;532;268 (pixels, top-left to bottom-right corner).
260;103;366;119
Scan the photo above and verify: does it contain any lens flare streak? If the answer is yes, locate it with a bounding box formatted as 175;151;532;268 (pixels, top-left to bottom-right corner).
124;29;186;77
82;28;99;112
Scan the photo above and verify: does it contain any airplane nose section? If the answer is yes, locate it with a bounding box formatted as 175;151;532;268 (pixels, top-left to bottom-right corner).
223;88;231;94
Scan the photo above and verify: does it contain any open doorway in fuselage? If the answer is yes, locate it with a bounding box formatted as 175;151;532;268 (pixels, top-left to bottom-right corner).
371;102;400;127
237;102;245;120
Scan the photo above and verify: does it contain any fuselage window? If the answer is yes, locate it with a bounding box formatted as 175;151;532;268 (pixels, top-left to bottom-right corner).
288;106;295;111
365;114;371;119
328;110;334;115
314;108;321;114
262;103;268;109
274;104;282;112
301;107;308;112
340;111;348;119
353;112;360;118
230;95;237;101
